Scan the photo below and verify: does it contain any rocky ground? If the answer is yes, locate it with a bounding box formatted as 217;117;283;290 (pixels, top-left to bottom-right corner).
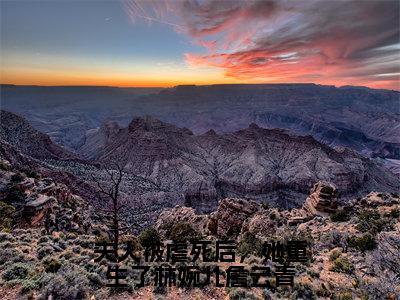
0;157;399;299
154;189;400;300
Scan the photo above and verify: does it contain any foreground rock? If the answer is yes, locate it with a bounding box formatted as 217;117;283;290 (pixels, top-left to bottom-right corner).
208;198;259;238
302;181;339;217
155;206;209;237
0;171;398;299
0;159;93;234
154;188;400;299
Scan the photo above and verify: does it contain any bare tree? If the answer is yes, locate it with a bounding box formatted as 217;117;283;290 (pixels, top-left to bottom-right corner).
91;161;125;246
89;160;156;246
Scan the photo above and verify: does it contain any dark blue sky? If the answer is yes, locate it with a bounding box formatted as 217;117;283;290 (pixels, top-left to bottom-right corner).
1;0;222;86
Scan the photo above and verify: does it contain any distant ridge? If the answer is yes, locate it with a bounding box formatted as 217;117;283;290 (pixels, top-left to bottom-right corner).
2;83;399;158
0;110;76;160
78;114;400;211
0;84;165;90
1;82;398;92
1;110;398;212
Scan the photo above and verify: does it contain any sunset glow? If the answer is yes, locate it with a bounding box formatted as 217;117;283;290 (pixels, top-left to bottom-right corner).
1;0;399;89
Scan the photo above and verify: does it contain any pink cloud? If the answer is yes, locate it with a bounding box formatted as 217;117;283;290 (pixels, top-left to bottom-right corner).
123;0;400;90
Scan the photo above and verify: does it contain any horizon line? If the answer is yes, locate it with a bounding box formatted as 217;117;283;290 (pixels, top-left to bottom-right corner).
1;82;399;92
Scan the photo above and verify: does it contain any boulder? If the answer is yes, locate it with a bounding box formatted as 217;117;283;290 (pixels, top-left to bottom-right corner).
16;178;35;191
154;198;261;239
287;181;338;225
155;206;209;237
23;194;56;225
241;209;283;238
209;198;259;238
302;181;338;217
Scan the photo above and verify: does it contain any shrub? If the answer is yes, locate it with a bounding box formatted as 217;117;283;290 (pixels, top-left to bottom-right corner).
167;222;199;242
0;160;11;171
21;168;40;179
330;209;350;222
316;284;332;298
60;250;74;260
261;202;269;210
320;230;348;251
307;269;320;278
83;261;98;273
19;234;32;243
43;258;62;273
348;234;376;252
293;283;316;300
69;254;91;266
357;209;379;226
356;209;391;234
337;291;353;300
330;257;354;274
87;272;103;288
237;232;263;257
153;286;167;294
75;235;95;249
72;246;81;254
4;187;25;205
139;227;161;248
65;232;77;240
20;274;43;293
21;247;30;254
38;236;51;244
21;281;37;295
37;245;54;260
119;237;142;260
228;288;258;300
0;240;14;248
2;262;32;281
10;173;24;183
0;247;25;265
80;248;93;257
262;289;273;300
0;201;15;232
389;208;399;218
40;264;89;300
329;250;341;261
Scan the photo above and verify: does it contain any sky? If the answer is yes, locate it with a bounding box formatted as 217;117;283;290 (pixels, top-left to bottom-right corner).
1;0;399;90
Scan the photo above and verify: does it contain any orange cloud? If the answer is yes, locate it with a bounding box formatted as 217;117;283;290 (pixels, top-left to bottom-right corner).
125;0;400;90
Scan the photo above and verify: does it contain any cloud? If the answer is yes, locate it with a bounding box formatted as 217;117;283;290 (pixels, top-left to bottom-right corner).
123;0;400;89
